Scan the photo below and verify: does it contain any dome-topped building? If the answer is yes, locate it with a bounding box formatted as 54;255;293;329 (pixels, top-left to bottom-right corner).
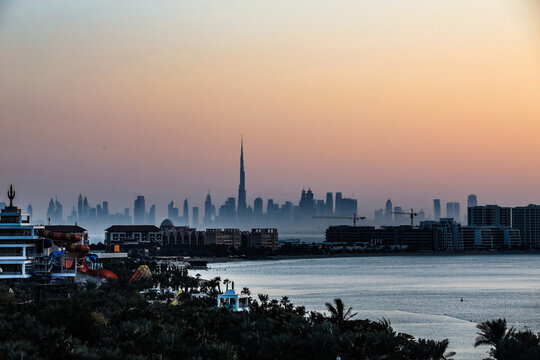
160;219;175;229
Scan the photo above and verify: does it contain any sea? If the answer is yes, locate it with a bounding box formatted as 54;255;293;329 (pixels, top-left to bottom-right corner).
191;254;540;359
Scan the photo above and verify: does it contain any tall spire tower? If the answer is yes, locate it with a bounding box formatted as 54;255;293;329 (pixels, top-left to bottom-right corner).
237;136;247;214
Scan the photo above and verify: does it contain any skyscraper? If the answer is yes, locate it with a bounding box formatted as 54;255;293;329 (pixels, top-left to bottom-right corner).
77;194;83;219
204;192;215;225
434;199;441;220
335;192;343;215
237;137;247;214
385;199;393;223
147;204;156;225
467;194;478;208
134;195;146;224
192;207;199;227
326;192;333;215
183;198;189;224
254;197;263;216
168;201;179;221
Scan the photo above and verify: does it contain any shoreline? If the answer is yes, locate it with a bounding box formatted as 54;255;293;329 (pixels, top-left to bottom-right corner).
193;250;540;264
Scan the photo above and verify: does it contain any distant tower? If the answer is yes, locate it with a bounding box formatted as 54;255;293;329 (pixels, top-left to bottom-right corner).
467;194;478;208
326;192;333;215
183;198;189;224
335;192;343;215
27;204;33;220
147;204;156;225
192;207;199;227
204;192;215;224
385;199;393;223
237;136;247;214
77;194;83;219
434;199;441;221
254;197;263;216
134;195;146;224
83;196;89;218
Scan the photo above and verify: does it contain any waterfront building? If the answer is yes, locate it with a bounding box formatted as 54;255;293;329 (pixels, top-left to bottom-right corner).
420;218;463;251
248;228;278;250
105;225;162;248
468;205;511;227
462;226;521;249
0;186;43;279
205;228;242;248
325;225;436;251
134;196;146;224
512;205;540;248
160;219;203;246
433;199;441;221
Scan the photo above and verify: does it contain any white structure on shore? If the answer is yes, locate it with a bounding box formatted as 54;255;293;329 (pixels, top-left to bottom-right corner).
217;285;249;312
0;185;43;279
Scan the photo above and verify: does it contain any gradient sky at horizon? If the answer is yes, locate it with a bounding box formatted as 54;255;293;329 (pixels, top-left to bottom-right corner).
1;0;540;219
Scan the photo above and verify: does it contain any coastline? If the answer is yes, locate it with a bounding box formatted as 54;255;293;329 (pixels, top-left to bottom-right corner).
193;250;540;264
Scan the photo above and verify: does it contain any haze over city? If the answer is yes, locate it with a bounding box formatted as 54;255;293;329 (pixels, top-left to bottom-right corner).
2;0;540;219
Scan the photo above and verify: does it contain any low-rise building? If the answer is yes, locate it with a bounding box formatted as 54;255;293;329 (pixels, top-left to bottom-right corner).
205;228;242;248
248;228;278;250
105;225;162;249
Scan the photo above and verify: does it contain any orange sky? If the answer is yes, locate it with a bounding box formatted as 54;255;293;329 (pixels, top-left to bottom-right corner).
1;0;539;218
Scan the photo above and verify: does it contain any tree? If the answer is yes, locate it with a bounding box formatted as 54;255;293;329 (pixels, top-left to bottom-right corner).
325;298;357;324
475;319;514;348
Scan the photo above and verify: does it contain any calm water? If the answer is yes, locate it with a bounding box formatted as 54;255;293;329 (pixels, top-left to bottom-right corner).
192;255;540;359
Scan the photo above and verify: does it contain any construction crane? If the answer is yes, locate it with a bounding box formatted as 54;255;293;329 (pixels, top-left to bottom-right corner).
313;213;366;227
392;208;418;227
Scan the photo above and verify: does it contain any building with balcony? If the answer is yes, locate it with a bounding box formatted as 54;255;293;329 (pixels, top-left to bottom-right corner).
0;187;44;279
105;225;162;249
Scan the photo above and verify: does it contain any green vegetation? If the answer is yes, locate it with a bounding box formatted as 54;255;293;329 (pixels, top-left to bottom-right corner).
0;262;538;360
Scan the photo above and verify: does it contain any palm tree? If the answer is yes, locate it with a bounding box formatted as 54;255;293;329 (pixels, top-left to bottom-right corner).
325;298;357;323
241;287;251;296
475;319;514;348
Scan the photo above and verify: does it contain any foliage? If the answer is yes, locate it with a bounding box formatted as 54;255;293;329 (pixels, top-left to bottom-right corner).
0;266;537;360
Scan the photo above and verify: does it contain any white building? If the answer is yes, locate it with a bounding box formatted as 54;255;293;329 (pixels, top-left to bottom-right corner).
0;186;43;279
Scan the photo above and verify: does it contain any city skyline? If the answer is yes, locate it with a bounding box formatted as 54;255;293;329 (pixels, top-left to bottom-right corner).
2;1;540;215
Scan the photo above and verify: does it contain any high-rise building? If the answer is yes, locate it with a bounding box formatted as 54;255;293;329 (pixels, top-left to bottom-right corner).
254;197;263;216
335;192;343;215
468;205;511;227
147;204;156;225
512;205;540;248
237;137;247;214
446;202;460;221
168;201;179;221
433;199;441;221
183;198;189;224
192;206;199;227
134;195;146;224
467;194;478;208
326;192;334;215
204;192;215;225
83;196;89;218
77;194;83;219
385;199;393;223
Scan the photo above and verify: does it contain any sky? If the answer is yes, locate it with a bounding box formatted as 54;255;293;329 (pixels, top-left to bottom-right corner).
1;0;540;219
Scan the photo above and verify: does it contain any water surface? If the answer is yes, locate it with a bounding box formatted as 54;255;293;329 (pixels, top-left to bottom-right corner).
193;255;540;359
